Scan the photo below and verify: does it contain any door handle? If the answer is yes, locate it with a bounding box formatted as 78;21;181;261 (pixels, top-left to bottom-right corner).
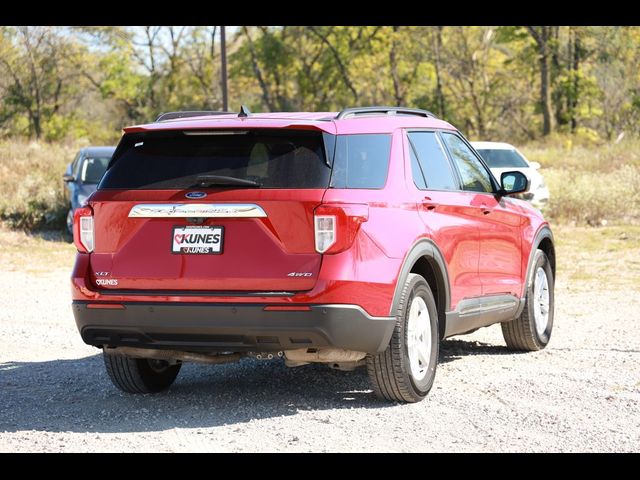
422;196;437;211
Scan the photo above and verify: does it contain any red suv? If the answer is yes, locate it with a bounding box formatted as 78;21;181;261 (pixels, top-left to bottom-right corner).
71;106;555;403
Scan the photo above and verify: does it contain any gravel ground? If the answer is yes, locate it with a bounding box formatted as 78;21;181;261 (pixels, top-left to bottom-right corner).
1;243;639;452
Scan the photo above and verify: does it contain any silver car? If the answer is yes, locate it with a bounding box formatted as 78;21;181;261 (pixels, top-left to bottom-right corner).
471;141;550;209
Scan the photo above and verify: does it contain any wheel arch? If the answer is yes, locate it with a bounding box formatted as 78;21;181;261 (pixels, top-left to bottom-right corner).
390;238;451;339
526;225;555;290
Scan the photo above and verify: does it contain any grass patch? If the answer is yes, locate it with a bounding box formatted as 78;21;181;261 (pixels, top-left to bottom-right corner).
0;140;78;230
519;134;640;172
542;166;640;225
520;136;640;226
0;135;639;231
0;228;75;273
553;224;640;289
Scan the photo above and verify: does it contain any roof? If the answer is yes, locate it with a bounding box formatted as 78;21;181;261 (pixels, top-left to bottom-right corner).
81;146;117;156
470;141;516;150
123;111;457;136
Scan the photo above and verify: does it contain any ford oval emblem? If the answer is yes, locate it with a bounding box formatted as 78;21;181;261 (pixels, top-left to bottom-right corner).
185;191;207;199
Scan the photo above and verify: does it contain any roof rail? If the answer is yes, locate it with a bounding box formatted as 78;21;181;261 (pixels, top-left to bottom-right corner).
155;111;234;122
335;106;438;120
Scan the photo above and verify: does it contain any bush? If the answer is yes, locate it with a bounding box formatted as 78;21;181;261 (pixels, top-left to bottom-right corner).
521;136;640;225
520;135;640;172
1;135;640;231
0;140;77;230
543;165;640;225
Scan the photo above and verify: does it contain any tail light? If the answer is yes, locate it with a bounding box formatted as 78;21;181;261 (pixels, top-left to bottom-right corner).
73;206;94;253
314;204;368;254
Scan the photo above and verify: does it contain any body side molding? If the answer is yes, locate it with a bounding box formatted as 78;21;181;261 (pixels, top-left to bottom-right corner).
444;294;525;338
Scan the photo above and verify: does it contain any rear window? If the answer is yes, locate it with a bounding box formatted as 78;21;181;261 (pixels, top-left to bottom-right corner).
330;134;391;189
100;130;331;190
476;149;528;168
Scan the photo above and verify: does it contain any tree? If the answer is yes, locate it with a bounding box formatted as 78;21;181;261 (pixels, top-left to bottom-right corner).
526;26;557;136
0;26;88;139
430;26;446;118
4;26;640;144
78;26;232;124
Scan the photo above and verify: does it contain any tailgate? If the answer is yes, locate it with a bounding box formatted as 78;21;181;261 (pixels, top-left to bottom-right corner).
88;128;333;293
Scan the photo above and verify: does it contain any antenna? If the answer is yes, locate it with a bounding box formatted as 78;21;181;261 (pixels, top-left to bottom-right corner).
238;105;252;118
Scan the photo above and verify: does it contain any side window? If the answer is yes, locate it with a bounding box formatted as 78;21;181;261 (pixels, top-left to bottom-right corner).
409;147;427;189
331;134;391;189
408;132;458;190
441;133;494;193
71;152;82;177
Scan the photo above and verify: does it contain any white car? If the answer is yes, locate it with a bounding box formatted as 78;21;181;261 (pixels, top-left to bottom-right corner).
471;141;550;209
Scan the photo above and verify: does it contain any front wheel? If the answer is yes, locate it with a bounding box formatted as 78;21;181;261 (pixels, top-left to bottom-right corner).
502;249;554;351
103;351;181;393
367;273;439;403
66;208;74;235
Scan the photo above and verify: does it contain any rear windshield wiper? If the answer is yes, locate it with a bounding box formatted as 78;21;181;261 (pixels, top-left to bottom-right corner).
192;175;261;188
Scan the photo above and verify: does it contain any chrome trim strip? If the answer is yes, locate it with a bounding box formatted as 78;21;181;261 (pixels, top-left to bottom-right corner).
128;203;267;218
458;297;518;317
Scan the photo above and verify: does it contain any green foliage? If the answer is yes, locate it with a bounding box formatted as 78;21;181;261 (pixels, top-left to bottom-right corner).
0;27;93;139
3;26;640;142
3;26;640;230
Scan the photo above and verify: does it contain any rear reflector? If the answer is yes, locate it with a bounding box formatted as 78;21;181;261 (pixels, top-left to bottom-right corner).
263;306;312;312
86;304;125;310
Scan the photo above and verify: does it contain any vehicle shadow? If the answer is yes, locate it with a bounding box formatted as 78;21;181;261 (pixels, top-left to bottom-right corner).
439;338;517;364
1;338;514;434
0;354;385;434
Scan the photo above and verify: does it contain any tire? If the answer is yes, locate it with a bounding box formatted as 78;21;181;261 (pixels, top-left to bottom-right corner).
103;351;181;394
66;208;74;235
502;249;554;351
367;273;439;403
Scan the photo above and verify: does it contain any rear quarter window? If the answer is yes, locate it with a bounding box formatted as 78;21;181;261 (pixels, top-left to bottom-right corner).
330;134;392;189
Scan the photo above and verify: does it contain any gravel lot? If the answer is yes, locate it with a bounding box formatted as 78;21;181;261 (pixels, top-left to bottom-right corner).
0;229;639;452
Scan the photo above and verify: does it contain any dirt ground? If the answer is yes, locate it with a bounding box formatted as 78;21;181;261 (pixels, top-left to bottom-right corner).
0;226;638;452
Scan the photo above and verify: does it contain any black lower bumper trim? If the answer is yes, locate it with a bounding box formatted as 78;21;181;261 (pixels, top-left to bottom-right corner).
73;302;395;354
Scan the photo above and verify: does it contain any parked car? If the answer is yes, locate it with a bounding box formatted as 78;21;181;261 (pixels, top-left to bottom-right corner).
471;141;550;209
63;146;116;233
70;106;555;403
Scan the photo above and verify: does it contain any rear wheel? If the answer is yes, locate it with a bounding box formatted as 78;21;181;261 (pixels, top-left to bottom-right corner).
502;249;554;351
103;351;181;393
367;273;439;403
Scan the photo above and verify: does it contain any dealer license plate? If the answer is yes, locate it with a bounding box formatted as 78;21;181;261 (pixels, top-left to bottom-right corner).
172;226;224;254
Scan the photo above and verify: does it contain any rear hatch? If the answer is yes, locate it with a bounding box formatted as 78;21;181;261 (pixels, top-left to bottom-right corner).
89;128;333;292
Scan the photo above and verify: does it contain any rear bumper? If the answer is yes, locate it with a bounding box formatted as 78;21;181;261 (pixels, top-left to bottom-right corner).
73;302;395;354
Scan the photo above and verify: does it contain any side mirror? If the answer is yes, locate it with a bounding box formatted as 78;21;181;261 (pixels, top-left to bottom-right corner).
500;171;530;196
62;174;75;183
530;161;541;170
